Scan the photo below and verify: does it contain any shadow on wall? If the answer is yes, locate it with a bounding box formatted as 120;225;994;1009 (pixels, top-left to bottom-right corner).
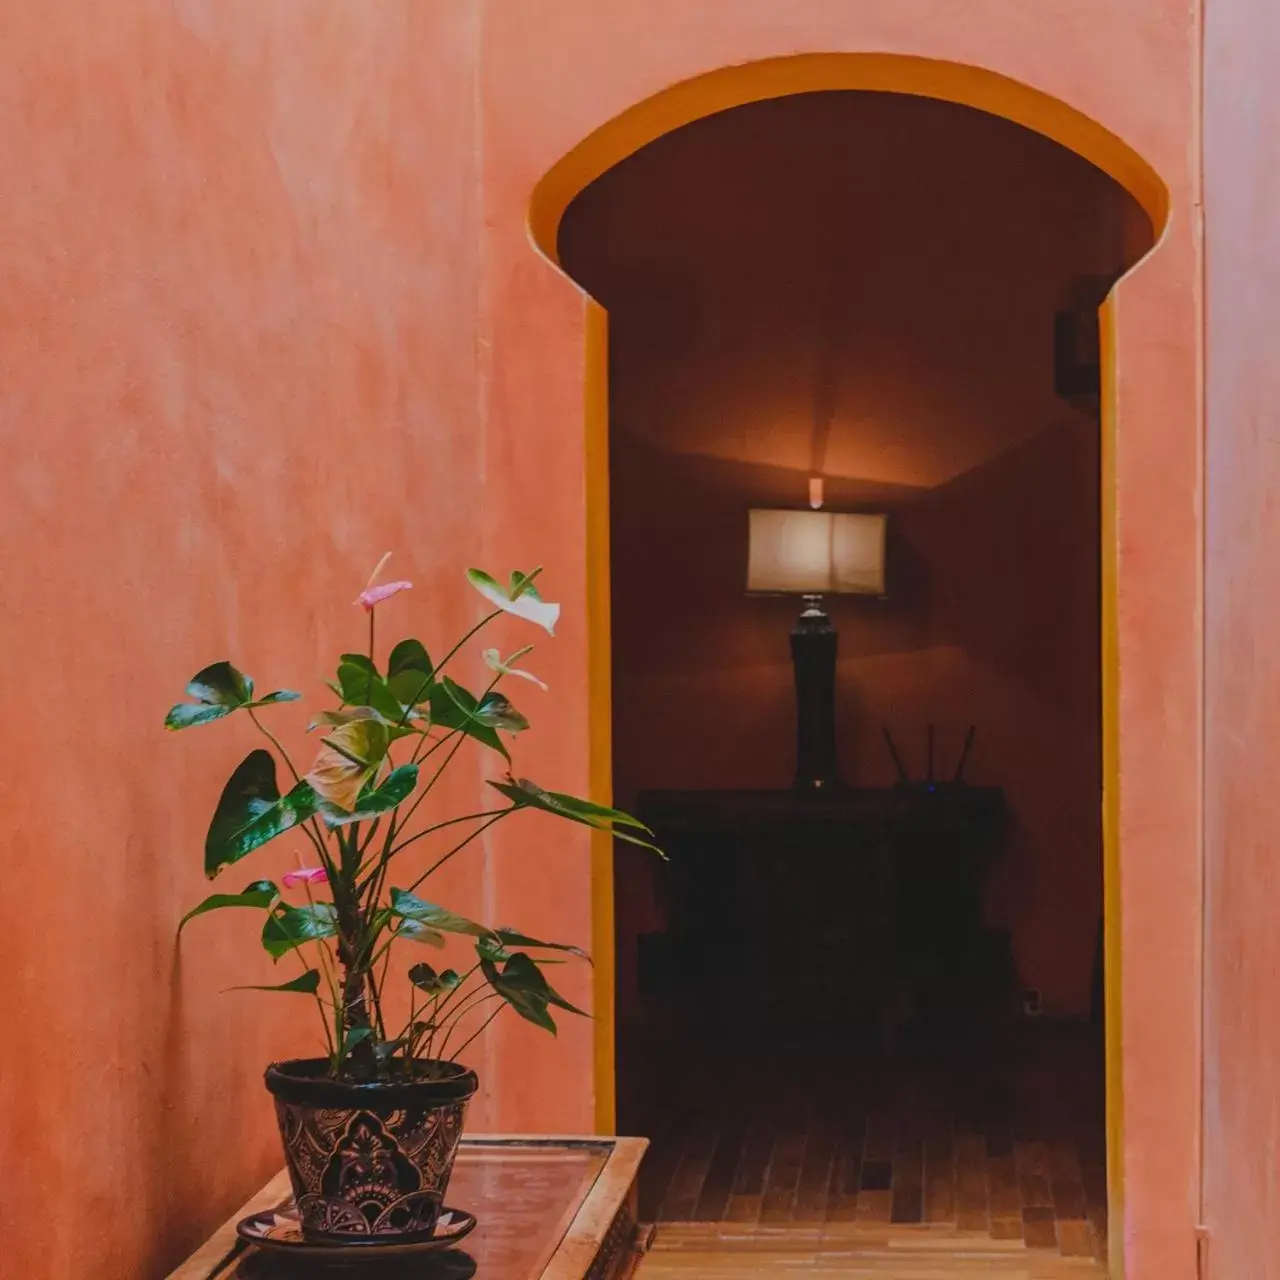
559;89;1152;1018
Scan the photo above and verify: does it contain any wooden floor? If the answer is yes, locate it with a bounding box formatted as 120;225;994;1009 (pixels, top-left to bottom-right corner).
636;1222;1106;1277
623;1020;1109;1277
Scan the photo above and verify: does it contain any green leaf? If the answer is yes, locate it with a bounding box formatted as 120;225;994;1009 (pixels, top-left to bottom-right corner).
323;717;390;767
336;654;404;723
492;927;590;962
261;902;338;959
481;958;555;1032
189;661;254;705
304;718;390;812
387;639;435;707
319;764;419;827
229;969;321;995
490;777;664;852
395;920;447;947
179;879;279;932
492;950;587;1018
408;963;462;995
474;692;529;734
478;949;586;1033
467;567;560;634
389;889;494;939
251;690;302;707
342;1025;374;1054
429;678;510;761
307;706;417;742
205;751;320;878
165;661;254;730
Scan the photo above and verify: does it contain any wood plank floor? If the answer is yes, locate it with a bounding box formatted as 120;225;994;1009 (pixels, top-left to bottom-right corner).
623;1022;1109;1276
636;1222;1107;1277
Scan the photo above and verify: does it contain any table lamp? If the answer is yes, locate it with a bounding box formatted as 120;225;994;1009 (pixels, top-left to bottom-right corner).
747;506;887;790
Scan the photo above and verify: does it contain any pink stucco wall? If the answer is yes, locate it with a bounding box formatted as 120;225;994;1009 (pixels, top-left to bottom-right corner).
1203;1;1280;1276
0;3;1204;1278
0;5;504;1276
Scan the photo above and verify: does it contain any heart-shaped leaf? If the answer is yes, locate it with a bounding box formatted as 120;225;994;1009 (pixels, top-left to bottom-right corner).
342;1025;374;1054
307;706;417;742
480;957;556;1033
484;950;587;1020
178;879;279;932
205;751;320;878
323;717;391;767
474;692;529;734
229;969;321;995
318;763;418;827
389;889;494;939
489;778;664;853
467;568;560;635
251;690;302;707
408;963;462;995
166;661;254;730
305;719;390;813
395;920;447;948
335;654;405;723
261;902;338;959
429;679;510;761
491;927;590;962
478;949;586;1033
387;639;434;707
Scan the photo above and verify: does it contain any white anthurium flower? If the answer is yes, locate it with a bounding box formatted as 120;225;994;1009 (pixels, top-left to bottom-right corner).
483;645;549;691
466;568;560;635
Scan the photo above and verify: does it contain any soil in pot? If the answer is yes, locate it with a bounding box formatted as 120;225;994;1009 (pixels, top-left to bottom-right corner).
264;1057;478;1245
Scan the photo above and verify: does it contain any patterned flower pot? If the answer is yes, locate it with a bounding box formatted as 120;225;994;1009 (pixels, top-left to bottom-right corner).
264;1057;478;1245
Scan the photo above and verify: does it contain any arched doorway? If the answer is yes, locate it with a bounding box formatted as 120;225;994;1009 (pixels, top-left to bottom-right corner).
531;55;1170;1280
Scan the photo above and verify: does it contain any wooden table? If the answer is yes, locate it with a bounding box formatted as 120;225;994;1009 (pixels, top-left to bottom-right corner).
170;1136;648;1279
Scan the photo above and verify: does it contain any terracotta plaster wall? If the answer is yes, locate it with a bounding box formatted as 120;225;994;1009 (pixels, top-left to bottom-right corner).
480;4;1202;1279
559;91;1143;1021
0;4;507;1276
0;4;1205;1279
1203;0;1280;1274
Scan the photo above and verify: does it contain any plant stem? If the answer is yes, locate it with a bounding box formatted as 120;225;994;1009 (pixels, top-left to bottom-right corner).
403;813;508;893
397;729;469;833
445;1000;504;1063
434;985;497;1045
247;706;332;867
389;809;509;861
430;609;502;682
248;708;302;783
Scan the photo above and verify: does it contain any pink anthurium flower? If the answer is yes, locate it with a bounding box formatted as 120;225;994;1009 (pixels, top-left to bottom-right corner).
356;552;412;611
282;867;328;889
358;580;412;610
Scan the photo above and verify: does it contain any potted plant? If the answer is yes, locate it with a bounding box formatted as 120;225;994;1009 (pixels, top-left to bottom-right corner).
167;557;657;1249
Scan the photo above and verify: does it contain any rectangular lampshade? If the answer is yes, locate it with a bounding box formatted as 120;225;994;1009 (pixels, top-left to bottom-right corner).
746;509;887;596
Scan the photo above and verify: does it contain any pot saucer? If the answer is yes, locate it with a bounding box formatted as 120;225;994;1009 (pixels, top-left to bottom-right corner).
236;1202;476;1262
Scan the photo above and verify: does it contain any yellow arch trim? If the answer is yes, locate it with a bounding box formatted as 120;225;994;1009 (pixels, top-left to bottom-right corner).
530;52;1169;264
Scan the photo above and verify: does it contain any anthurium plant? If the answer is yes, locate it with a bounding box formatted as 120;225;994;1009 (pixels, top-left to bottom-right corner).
168;557;657;1081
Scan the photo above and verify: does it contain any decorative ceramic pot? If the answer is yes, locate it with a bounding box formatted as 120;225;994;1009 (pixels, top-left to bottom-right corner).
264;1058;477;1245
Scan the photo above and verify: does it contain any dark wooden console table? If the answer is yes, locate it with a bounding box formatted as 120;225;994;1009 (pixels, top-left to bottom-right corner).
636;786;1007;1037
